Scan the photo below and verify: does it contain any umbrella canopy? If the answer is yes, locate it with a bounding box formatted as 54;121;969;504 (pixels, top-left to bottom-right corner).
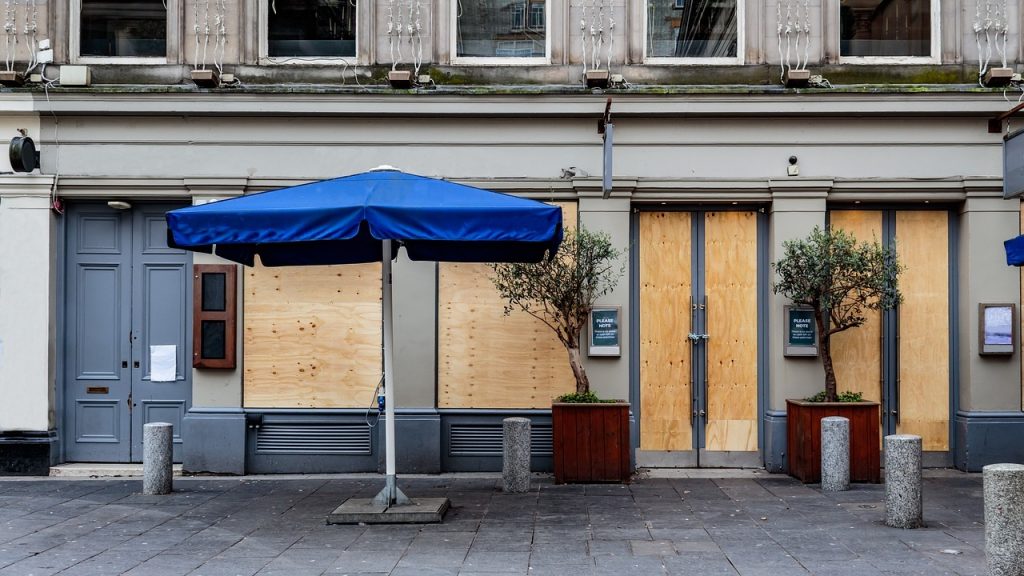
166;168;563;266
165;167;563;510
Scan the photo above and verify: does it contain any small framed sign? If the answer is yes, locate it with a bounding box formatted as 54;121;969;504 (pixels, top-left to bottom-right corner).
588;306;621;357
784;305;818;357
979;303;1016;356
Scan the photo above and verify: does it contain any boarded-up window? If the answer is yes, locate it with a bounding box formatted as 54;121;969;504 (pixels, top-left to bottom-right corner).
243;263;381;408
438;202;578;409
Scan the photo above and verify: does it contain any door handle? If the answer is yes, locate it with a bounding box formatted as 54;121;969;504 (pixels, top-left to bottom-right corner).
133;361;140;368
122;361;128;368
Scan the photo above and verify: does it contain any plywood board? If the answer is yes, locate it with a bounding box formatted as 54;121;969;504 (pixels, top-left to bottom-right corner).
437;203;578;409
829;211;884;404
896;211;949;451
639;211;692;451
243;263;382;408
705;211;758;453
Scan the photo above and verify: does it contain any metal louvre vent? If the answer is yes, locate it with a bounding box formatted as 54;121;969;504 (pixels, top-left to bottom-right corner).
256;422;372;455
449;423;552;457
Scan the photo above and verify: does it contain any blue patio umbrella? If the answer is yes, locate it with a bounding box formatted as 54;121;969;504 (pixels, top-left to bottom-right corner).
166;166;563;508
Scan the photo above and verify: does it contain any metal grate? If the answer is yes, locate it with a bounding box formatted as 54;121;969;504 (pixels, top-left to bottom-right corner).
449;423;552;457
255;422;372;455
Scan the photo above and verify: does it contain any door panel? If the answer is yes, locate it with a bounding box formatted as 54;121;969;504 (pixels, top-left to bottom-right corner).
638;210;760;464
65;203;190;463
895;211;949;451
830;211;884;405
704;211;758;453
639;211;692;451
827;209;951;453
130;205;192;462
65;209;132;462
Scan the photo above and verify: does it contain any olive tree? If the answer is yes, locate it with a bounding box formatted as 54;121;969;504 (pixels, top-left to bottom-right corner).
490;226;623;397
772;226;902;402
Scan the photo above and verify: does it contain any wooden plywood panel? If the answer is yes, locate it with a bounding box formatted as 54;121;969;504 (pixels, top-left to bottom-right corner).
639;211;692;451
829;211;884;404
243;263;382;408
705;211;758;452
896;211;950;451
437;203;577;409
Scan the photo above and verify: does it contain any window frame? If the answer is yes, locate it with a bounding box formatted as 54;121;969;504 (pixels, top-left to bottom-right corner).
837;0;940;64
450;0;551;65
258;0;361;65
192;264;237;370
642;0;745;65
70;0;174;64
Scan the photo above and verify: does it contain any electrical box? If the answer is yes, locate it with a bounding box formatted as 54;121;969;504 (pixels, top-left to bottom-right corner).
59;65;90;86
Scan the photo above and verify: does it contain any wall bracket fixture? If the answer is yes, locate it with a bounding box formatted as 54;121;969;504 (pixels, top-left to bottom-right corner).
191;69;220;88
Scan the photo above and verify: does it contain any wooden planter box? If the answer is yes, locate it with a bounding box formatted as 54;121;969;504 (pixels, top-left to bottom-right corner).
552;402;631;484
786;400;881;484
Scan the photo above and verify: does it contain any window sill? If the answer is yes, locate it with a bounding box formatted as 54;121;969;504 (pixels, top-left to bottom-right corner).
643;57;745;66
837;56;941;65
74;57;168;65
449;57;552;66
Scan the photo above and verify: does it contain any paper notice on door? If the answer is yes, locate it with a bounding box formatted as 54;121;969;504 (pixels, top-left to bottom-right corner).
150;345;177;382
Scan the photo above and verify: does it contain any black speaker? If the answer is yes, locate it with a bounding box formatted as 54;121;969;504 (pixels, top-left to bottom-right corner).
9;136;38;172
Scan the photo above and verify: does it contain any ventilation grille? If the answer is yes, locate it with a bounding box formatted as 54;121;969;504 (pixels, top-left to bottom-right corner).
256;422;372;455
449;423;552;457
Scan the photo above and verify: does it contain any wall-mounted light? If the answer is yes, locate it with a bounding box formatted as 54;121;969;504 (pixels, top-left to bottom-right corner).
9;136;38;172
787;155;800;177
107;200;132;210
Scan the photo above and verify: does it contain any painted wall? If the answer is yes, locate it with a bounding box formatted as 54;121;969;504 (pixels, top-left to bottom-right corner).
958;194;1023;411
0;172;56;433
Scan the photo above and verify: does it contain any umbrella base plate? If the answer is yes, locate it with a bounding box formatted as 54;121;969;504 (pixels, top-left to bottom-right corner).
326;497;450;524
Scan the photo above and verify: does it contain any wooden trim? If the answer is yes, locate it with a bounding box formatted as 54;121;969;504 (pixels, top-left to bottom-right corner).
192;264;237;369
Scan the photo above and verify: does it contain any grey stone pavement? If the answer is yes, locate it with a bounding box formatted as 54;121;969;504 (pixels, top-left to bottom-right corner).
0;470;986;576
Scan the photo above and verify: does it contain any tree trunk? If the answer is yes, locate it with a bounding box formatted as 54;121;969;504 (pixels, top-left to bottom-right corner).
815;310;838;402
567;346;590;395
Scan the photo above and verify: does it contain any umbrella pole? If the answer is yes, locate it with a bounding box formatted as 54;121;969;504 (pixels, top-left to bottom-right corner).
374;239;409;508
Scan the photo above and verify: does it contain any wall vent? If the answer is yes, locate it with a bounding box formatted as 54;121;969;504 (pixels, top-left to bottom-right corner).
255;422;371;455
449;423;552;457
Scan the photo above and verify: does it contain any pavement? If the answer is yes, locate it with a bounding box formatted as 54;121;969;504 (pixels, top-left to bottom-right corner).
0;470;987;576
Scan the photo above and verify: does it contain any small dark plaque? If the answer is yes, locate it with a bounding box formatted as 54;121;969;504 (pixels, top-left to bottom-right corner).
86;386;109;394
588;306;621;356
784;305;818;357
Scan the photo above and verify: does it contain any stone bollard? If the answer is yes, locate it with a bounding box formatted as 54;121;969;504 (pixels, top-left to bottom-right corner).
821;416;850;492
884;434;922;529
502;417;531;493
143;422;173;495
984;463;1024;576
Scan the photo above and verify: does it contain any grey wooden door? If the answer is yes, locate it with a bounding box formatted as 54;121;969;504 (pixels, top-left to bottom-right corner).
64;202;191;463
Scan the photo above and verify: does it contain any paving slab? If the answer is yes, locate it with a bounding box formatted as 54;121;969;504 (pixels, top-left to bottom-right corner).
0;471;989;575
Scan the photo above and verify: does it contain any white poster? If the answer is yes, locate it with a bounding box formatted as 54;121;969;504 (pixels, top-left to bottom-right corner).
150;345;177;382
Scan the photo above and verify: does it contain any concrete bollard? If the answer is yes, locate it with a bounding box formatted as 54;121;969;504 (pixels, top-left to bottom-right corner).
984;463;1024;576
884;434;922;529
143;422;173;495
821;416;850;492
502;417;531;493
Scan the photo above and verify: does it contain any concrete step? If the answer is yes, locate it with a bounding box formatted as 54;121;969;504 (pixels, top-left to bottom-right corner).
49;463;184;478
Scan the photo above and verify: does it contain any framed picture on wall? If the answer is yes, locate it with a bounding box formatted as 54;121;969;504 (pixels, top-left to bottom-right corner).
979;303;1015;356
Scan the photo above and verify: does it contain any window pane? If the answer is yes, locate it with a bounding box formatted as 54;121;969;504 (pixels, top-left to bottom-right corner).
80;0;166;57
268;0;357;58
201;320;227;360
646;0;738;58
840;0;930;57
457;0;545;57
201;273;226;312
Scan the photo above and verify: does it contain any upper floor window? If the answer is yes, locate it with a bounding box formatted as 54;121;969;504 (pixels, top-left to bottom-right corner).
839;0;938;61
454;0;548;62
77;0;167;60
265;0;357;60
645;0;743;63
